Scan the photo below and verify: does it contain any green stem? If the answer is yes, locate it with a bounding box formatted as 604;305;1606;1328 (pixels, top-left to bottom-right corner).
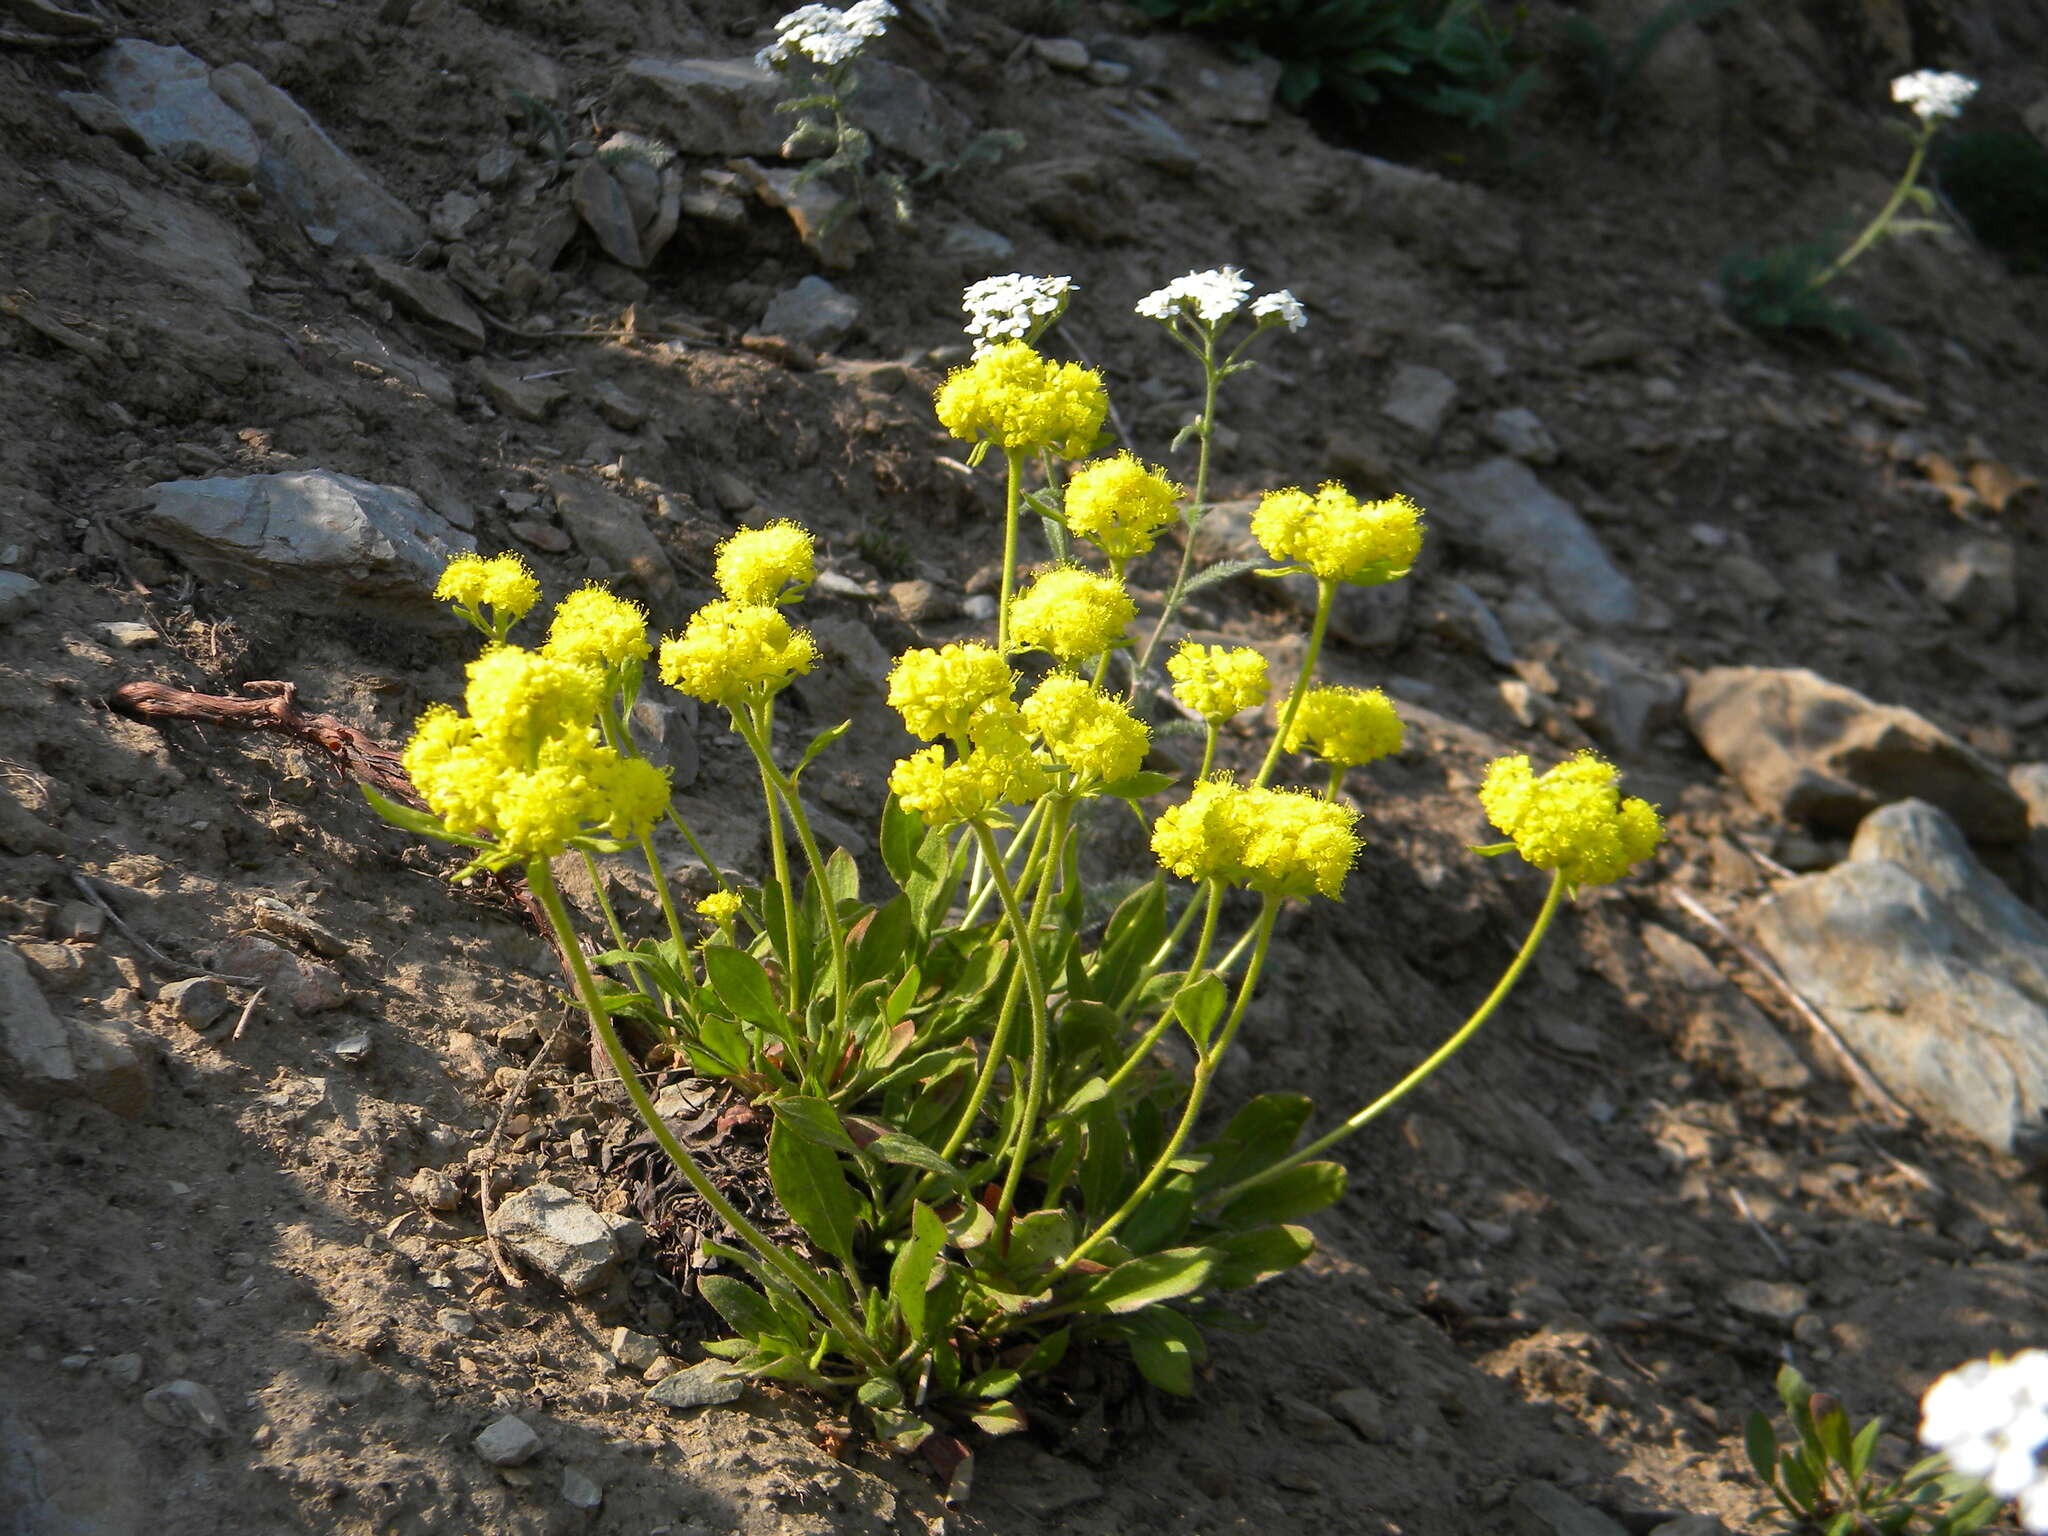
972;816;1060;1227
636;832;694;970
998;448;1026;655
1102;881;1224;1098
1257;577;1334;786
962;797;1052;929
1810;128;1934;291
1205;871;1567;1208
1196;724;1218;782
745;700;806;1047
1324;762;1346;802
1127;333;1222;699
528;860;890;1375
1053;895;1279;1279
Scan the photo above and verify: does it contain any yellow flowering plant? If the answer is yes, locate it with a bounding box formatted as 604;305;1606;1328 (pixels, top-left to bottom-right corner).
368;280;1663;1456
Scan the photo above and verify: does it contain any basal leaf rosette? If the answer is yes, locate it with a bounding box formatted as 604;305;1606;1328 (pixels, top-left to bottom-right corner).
1477;751;1663;893
1252;483;1424;586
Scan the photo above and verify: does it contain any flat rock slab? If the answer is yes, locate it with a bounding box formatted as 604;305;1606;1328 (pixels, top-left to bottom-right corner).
546;472;678;611
618;57;786;157
361;257;485;351
1686;666;2025;844
208;63;425;255
139;469;474;612
1751;799;2048;1153
1421;457;1639;629
95;39;260;183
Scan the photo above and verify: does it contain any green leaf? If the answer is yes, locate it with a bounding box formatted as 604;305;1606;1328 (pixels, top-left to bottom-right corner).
703;945;787;1033
1097;770;1178;801
767;1114;861;1270
1208;1224;1316;1289
1779;1451;1820;1511
945;1197;995;1251
1078;1099;1131;1217
1071;1246;1219;1315
793;720;850;779
1744;1411;1779;1485
1183;557;1265;595
361;784;491;847
963;1365;1022;1400
1196;1092;1315;1193
861;1127;966;1189
1121;1180;1195;1254
880;794;925;889
850;896;915;989
1214;1161;1347;1226
1813;1398;1853;1468
889;1202;948;1344
823;845;860;908
1015;1326;1069;1378
696;1274;782;1341
881;964;920;1027
1006;1209;1076;1275
970;1400;1027;1436
1117;1305;1205;1396
1171;973;1227;1050
772;1095;860;1154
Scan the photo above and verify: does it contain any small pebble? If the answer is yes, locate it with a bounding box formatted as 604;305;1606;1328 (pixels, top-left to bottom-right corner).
474;1413;542;1467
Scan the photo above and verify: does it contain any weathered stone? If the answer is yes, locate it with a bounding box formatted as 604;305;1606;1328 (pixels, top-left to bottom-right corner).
1751;799;2048;1152
1685;667;2026;843
628;694;699;792
1381;363;1458;439
1327;151;1522;279
410;1167;461;1212
0;943;78;1103
95;40;259;183
1277;570;1409;651
851;59;969;166
647;1360;747;1409
1187;54;1283;125
560;1466;603;1512
1923;537;2018;630
94;621;158;650
547;472;678;609
1639;923;1809;1091
360;257;485;352
140;1379;227;1437
1486;406;1560;464
1427;581;1517;668
1509;1482;1630;1536
571;159;644;269
474;1414;542;1467
66;1018;151;1118
430;190;483;242
0;572;43;623
607;1327;664;1375
618;58;785;157
58;90;148;153
213;935;347;1013
1102;105;1200;176
1725;1279;1809;1324
811;615;893;691
248;896;348;958
1647;1519;1730;1536
494;1182;622;1294
63;163;253;305
480;368;567;423
208;63;427;255
732;159;870;269
1550;637;1683;756
139;470;471;612
1330;1385;1388;1441
1422;458;1639;628
756;276;861;352
1033;38;1091;71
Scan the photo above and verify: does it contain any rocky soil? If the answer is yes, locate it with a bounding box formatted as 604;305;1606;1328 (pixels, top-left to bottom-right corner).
5;0;2048;1533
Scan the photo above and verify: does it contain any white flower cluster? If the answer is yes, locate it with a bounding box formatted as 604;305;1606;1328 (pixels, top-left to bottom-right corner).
1135;268;1307;333
1891;69;1978;123
962;274;1075;355
1922;1350;2048;1530
757;1;897;71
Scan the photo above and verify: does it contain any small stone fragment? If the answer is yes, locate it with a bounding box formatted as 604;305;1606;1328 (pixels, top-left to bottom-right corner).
607;1327;664;1375
1033;38;1090;71
474;1413;542;1467
561;1466;604;1511
481;368;568;423
160;975;231;1030
1380;363;1458;439
1331;1385;1388;1441
1485;407;1560;464
437;1308;480;1337
1726;1279;1809;1324
94;621;159;650
0;572;45;623
494;1182;622;1294
102;1352;145;1387
756;276;861;353
647;1360;746;1409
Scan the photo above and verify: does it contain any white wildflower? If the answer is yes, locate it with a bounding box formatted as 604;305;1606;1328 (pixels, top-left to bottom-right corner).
962;274;1075;355
1890;69;1978;124
1251;289;1307;332
1921;1350;2048;1526
1135;267;1254;326
758;0;897;70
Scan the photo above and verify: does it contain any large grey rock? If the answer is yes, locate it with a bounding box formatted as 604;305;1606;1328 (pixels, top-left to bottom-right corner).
1381;363;1458;440
0;942;78;1102
1751;799;2048;1152
1327;151;1521;279
0;571;43;623
474;1414;542;1466
139;470;473;611
62;163;252;304
1686;667;2026;844
360;257;485;352
494;1182;623;1294
1548;636;1683;757
757;276;861;352
1509;1482;1630;1536
850;59;968;166
618;58;786;157
546;472;678;610
95;39;260;183
207;63;426;255
1422;457;1639;628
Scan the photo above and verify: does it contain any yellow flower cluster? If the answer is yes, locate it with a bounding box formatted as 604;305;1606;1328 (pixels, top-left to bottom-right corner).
1022;675;1149;785
1284;686;1403;768
1062;453;1183;561
697;890;743;927
889;723;1049;828
435;552;539;625
934;341;1107;459
887;643;1015;742
658;600;818;708
1252;484;1424;586
402;644;668;862
544;586;651;672
1166;641;1269;725
1009;565;1135;664
715;520;815;605
1151;778;1362;899
1478;752;1664;890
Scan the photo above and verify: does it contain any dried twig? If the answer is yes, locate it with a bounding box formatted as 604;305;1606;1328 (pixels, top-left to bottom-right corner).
111;678;416;803
1728;1185;1793;1273
475;1009;576;1292
1665;886;1916;1126
66;870;263;985
229;985;268;1040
